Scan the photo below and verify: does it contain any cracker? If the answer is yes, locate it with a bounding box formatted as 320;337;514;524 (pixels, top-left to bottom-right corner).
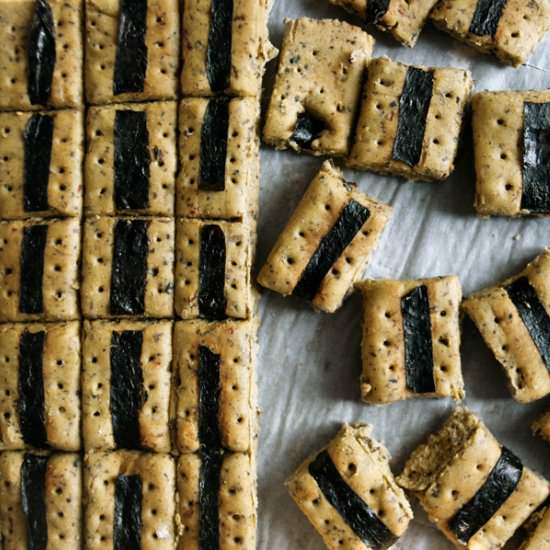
532;411;550;443
85;102;177;216
258;161;391;313
287;424;413;550
521;505;550;549
356;276;464;404
85;0;179;105
398;408;550;549
462;250;550;403
263;18;374;157
177;97;260;221
431;0;550;67
84;451;176;550
348;57;473;181
0;218;80;322
81;217;174;319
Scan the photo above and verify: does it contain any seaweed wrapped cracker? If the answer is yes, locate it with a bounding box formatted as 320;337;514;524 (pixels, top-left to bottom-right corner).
532;411;550;443
398;408;550;549
462;250;550;403
263;18;374;157
258;161;391;313
356;276;464;404
348;57;473;181
520;501;550;549
287;424;413;550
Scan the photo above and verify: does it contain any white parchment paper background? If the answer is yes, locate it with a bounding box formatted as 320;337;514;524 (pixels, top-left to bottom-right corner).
256;1;550;548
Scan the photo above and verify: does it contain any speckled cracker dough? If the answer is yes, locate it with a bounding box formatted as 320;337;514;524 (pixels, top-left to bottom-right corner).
356;276;464;404
85;102;177;216
287;424;413;550
84;451;176;550
177;97;260;220
532;411;550;443
348;57;473;181
257;161;392;313
0;110;83;219
176;452;257;550
521;504;550;549
0;452;82;549
85;0;179;105
0;218;81;322
0;0;83;110
431;0;550;67
81;216;174;319
398;408;550;550
263;18;374;157
462;250;550;403
473;90;550;217
329;0;439;47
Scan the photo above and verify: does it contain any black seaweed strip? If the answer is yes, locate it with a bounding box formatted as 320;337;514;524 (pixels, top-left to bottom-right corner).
19;224;47;314
17;331;47;448
27;0;56;105
521;102;550;213
110;331;146;449
293;200;370;301
206;0;233;92
448;447;523;544
199;450;223;549
392;67;434;167
23;114;53;212
198;346;222;452
366;0;391;23
114;475;142;550
114;110;150;210
290;112;327;150
21;454;48;550
469;0;508;36
113;0;148;95
401;285;436;394
309;451;396;549
198;224;227;320
199;97;230;192
109;219;149;315
505;276;550;368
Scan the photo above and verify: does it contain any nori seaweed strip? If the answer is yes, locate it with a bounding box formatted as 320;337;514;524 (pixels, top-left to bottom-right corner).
23;114;53;212
20;454;48;550
113;0;148;95
521;102;550;213
199;97;230;192
19;224;47;314
199;450;223;548
366;0;391;23
293;200;370;301
110;331;146;449
309;450;396;549
110;219;149;315
401;285;436;394
198;225;227;320
27;0;56;105
505;277;550;368
392;67;434;167
290;112;326;150
114;474;142;550
469;0;508;36
206;0;233;92
17;331;48;448
448;447;523;544
114;110;150;210
198;346;222;451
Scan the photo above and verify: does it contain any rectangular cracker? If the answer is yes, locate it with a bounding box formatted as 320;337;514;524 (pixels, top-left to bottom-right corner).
180;0;275;97
287;424;413;550
462;250;550;403
0;452;82;550
85;102;177;216
84;451;176;550
398;408;550;549
177;97;260;221
82;320;173;453
521;504;550;549
0;218;80;321
81;216;174;319
0;110;83;219
356;276;464;404
348;57;473;181
263;18;374;157
258;160;392;313
85;0;179;104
